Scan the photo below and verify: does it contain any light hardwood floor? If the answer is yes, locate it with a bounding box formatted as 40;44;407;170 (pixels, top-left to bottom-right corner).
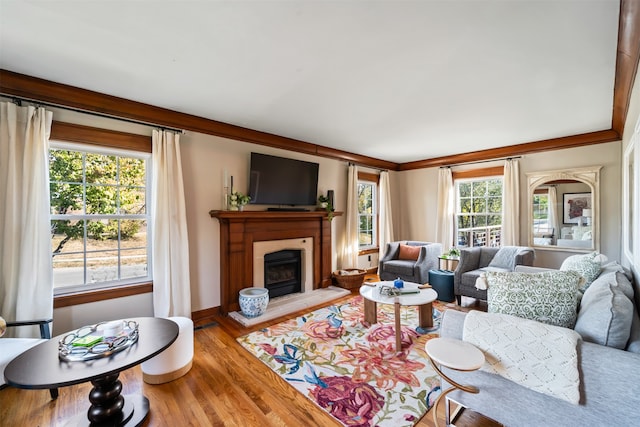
0;287;497;427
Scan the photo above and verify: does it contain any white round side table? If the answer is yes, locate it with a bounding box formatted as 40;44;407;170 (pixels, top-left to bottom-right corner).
425;337;485;426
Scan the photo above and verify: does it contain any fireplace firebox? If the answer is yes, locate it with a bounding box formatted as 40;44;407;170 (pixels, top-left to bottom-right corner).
264;250;302;298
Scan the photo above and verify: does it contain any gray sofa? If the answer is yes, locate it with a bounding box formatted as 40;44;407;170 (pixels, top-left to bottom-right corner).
453;246;535;304
439;261;640;426
378;241;442;284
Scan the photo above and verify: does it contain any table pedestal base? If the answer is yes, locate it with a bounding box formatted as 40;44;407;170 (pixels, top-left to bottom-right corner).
364;298;434;351
64;371;149;427
66;394;149;427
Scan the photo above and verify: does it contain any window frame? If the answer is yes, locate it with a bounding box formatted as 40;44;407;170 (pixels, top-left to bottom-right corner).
453;167;504;248
357;172;379;254
49;121;153;308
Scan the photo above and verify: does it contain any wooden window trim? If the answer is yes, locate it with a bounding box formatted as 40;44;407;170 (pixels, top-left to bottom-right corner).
51;122;153;307
452;166;504;181
54;282;152;308
358;247;379;256
51;121;152;152
357;172;380;252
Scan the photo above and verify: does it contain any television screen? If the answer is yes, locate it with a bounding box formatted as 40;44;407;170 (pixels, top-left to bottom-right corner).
249;153;319;206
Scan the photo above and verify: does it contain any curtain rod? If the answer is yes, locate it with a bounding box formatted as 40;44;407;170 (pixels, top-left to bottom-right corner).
440;155;522;168
3;94;184;134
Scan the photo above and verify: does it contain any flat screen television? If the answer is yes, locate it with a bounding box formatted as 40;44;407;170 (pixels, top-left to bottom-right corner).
248;153;319;207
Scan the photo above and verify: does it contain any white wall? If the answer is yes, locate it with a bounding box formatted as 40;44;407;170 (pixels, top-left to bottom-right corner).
180;132;349;312
392;143;622;269
520;142;621;268
44;108;350;330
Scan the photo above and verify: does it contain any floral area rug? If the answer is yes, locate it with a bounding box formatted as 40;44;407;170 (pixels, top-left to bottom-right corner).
237;295;446;427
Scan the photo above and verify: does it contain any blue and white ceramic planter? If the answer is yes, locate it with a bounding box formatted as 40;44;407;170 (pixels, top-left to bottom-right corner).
239;287;269;318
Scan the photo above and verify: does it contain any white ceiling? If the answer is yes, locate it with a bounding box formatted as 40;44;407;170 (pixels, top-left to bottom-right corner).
0;1;621;163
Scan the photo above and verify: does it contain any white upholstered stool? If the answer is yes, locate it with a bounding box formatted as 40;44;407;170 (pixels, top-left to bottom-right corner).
142;316;194;384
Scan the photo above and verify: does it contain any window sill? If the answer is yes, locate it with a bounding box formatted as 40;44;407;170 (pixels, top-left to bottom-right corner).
358;247;379;256
53;282;153;308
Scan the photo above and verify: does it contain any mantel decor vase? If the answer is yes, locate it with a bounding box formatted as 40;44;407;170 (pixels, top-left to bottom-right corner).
238;287;269;318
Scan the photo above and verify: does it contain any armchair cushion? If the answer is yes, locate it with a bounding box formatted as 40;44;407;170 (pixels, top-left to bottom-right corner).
1;338;45;387
0;317;58;399
485;270;582;328
398;244;420;261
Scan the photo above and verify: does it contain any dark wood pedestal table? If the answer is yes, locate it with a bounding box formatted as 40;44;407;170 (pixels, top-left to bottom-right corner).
4;317;179;426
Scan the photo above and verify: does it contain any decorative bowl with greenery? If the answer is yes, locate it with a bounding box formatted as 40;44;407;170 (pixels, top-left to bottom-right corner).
441;247;460;259
228;191;251;210
318;194;334;221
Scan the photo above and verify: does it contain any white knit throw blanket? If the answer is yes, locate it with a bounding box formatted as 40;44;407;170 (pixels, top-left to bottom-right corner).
463;311;581;404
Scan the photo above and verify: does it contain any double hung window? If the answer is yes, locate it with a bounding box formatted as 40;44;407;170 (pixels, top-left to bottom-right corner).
50;143;151;294
455;177;503;247
358;178;378;250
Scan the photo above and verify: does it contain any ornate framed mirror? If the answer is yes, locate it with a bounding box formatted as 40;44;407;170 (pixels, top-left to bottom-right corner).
526;166;601;252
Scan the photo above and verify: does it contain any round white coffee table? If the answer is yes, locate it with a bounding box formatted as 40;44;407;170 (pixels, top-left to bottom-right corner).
360;281;438;351
425;337;485;426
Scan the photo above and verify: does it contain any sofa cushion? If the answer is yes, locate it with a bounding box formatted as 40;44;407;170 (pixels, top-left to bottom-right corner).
574;271;634;349
382;260;415;277
485;270;582;328
398;244;420;261
627;310;640;354
559;252;603;291
488;246;522;270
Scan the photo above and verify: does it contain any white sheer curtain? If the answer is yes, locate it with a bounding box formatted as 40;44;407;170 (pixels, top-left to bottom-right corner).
378;171;394;258
152;130;191;318
436;167;455;251
548;186;559;242
502;158;520;246
0;102;53;338
340;164;360;268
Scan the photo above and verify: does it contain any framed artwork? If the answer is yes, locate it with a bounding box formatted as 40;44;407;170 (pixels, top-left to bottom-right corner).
563;192;591;224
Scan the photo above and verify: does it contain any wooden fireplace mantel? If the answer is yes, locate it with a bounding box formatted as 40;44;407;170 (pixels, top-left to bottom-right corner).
209;210;342;314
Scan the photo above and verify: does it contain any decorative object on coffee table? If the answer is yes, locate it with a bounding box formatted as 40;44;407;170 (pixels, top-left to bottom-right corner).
238;287;269;318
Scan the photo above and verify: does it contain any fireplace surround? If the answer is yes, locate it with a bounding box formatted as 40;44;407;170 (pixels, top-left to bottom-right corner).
209;210;340;314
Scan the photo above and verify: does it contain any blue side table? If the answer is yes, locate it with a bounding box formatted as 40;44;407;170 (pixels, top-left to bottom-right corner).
428;269;455;302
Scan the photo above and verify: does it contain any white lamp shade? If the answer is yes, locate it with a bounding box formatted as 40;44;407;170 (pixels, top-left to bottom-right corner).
582;209;592;217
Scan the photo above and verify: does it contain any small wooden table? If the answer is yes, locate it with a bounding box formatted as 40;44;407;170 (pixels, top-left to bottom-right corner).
5;317;178;426
360;281;437;351
425;337;485;426
438;256;459;272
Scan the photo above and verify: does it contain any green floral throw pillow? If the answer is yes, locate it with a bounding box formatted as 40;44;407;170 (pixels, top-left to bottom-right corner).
559;252;602;291
486;271;583;328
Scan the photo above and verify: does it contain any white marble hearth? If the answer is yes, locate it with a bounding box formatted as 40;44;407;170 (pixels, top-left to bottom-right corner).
229;286;351;327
